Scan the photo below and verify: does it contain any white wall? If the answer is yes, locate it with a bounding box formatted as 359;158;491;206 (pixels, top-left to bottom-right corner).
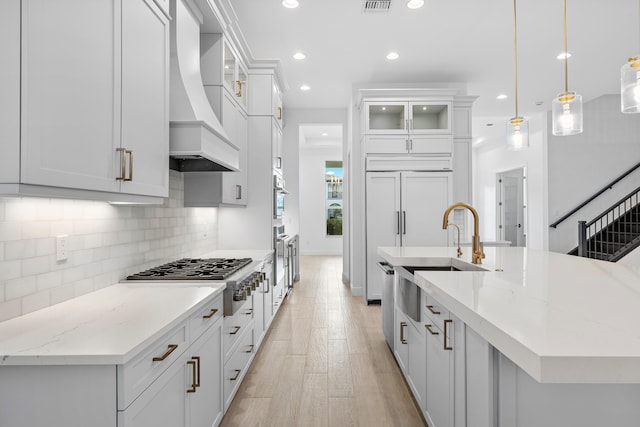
299;144;343;255
473;113;549;250
547;95;640;253
0;171;218;321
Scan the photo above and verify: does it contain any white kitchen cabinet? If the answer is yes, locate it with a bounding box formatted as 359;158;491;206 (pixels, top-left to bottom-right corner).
4;0;168;202
364;134;453;155
394;309;410;373
365;172;451;300
393;300;426;411
120;294;224;427
201;33;248;111
184;90;248;207
248;72;284;129
422;294;466;427
364;101;451;135
272;119;284;172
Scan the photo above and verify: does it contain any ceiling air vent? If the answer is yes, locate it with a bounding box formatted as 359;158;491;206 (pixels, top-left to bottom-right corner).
363;0;391;12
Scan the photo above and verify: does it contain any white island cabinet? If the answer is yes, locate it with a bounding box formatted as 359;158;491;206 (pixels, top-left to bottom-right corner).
0;0;169;203
0;284;225;427
379;246;640;427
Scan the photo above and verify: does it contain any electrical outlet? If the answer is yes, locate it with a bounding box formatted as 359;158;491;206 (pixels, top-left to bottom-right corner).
56;235;68;262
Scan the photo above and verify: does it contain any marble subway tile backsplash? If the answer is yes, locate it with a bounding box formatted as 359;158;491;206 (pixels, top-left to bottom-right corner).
0;171;219;322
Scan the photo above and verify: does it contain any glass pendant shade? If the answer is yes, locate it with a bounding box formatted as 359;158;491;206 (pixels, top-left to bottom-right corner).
621;57;640;113
552;91;583;136
506;117;529;151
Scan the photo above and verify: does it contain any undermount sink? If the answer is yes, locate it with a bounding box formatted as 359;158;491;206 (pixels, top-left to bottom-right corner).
403;262;488;274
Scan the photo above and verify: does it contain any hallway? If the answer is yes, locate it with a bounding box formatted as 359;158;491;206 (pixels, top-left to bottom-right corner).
220;255;425;427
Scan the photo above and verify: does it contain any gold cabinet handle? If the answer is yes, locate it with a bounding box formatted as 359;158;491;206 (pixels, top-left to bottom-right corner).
425;324;439;335
245;309;253;315
444;319;453;351
230;369;241;381
236;80;243;97
125;149;133;181
277;106;282;120
229;326;241;335
152;344;178;362
400;321;408;344
202;308;218;319
116;148;126;181
236;185;242;200
245;344;254;353
426;305;441;315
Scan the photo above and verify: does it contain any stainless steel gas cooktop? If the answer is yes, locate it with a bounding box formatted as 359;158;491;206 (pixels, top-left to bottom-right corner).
126;258;253;281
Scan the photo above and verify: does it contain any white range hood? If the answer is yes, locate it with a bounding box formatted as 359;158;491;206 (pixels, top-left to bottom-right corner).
169;0;239;172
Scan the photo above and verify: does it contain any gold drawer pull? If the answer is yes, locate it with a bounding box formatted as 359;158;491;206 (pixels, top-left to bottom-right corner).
152;344;178;362
426;305;441;315
202;308;218;319
230;326;241;335
444;319;453;351
245;344;254;353
245;309;253;315
116;148;126;181
425;324;439;335
230;369;241;381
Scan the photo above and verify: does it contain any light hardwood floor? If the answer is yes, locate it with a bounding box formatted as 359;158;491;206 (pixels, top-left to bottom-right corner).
220;255;426;427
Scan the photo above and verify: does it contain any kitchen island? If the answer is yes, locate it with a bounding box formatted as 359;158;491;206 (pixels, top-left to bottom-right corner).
378;246;640;427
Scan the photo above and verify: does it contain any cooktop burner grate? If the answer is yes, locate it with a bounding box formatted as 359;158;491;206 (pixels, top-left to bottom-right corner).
126;257;253;281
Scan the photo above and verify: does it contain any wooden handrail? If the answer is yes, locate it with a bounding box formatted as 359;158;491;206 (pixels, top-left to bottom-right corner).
549;161;640;229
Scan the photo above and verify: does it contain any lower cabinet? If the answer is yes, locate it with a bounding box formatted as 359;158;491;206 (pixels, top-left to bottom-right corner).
119;296;224;427
394;309;426;410
222;298;255;411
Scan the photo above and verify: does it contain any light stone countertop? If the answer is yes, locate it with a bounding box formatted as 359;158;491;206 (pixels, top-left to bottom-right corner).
0;283;224;366
378;246;640;383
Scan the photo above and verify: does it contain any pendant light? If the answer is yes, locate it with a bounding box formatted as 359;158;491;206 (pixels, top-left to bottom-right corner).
551;0;583;136
506;0;528;150
621;0;640;113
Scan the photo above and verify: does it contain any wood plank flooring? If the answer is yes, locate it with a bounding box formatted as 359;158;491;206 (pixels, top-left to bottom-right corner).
220;255;426;427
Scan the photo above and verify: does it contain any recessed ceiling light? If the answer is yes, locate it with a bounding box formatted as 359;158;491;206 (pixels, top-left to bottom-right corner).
422;106;428;110
557;52;572;60
322;132;328;136
386;52;399;60
496;94;508;100
300;84;311;91
293;52;306;60
407;0;424;9
282;0;299;8
381;107;387;111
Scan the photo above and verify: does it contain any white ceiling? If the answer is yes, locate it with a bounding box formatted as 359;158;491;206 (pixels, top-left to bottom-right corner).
299;124;343;147
231;0;639;138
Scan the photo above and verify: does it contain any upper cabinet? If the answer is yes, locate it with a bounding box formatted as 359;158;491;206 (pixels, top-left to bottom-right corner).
365;101;451;135
248;72;284;129
0;0;169;203
201;34;248;111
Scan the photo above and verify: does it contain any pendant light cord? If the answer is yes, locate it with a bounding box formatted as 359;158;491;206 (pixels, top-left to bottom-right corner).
513;0;519;118
563;0;569;94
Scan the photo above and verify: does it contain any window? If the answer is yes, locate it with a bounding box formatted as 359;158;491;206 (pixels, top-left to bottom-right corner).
325;161;343;236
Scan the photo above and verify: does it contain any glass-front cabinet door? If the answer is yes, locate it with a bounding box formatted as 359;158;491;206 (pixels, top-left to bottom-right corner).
409;102;451;134
223;42;236;92
365;102;408;134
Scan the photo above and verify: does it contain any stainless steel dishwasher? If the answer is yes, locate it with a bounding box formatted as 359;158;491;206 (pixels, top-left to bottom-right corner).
378;261;395;349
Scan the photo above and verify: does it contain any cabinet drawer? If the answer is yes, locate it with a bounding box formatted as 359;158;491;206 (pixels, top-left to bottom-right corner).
117;321;189;410
410;135;452;154
190;294;223;341
223;327;255;409
364;135;410;154
366;156;452;172
223;298;254;362
422;292;450;327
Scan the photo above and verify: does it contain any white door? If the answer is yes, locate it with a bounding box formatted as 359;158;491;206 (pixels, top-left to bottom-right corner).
20;0;119;193
120;0;169;197
400;172;451;247
366;172;401;301
425;324;453;427
497;168;526;247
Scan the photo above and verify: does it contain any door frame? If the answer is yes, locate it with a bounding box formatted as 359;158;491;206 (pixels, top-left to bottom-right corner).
496;167;527;247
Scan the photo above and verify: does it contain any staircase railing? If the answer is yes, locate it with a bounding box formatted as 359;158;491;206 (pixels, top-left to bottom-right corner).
577;186;640;261
550;161;640;229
